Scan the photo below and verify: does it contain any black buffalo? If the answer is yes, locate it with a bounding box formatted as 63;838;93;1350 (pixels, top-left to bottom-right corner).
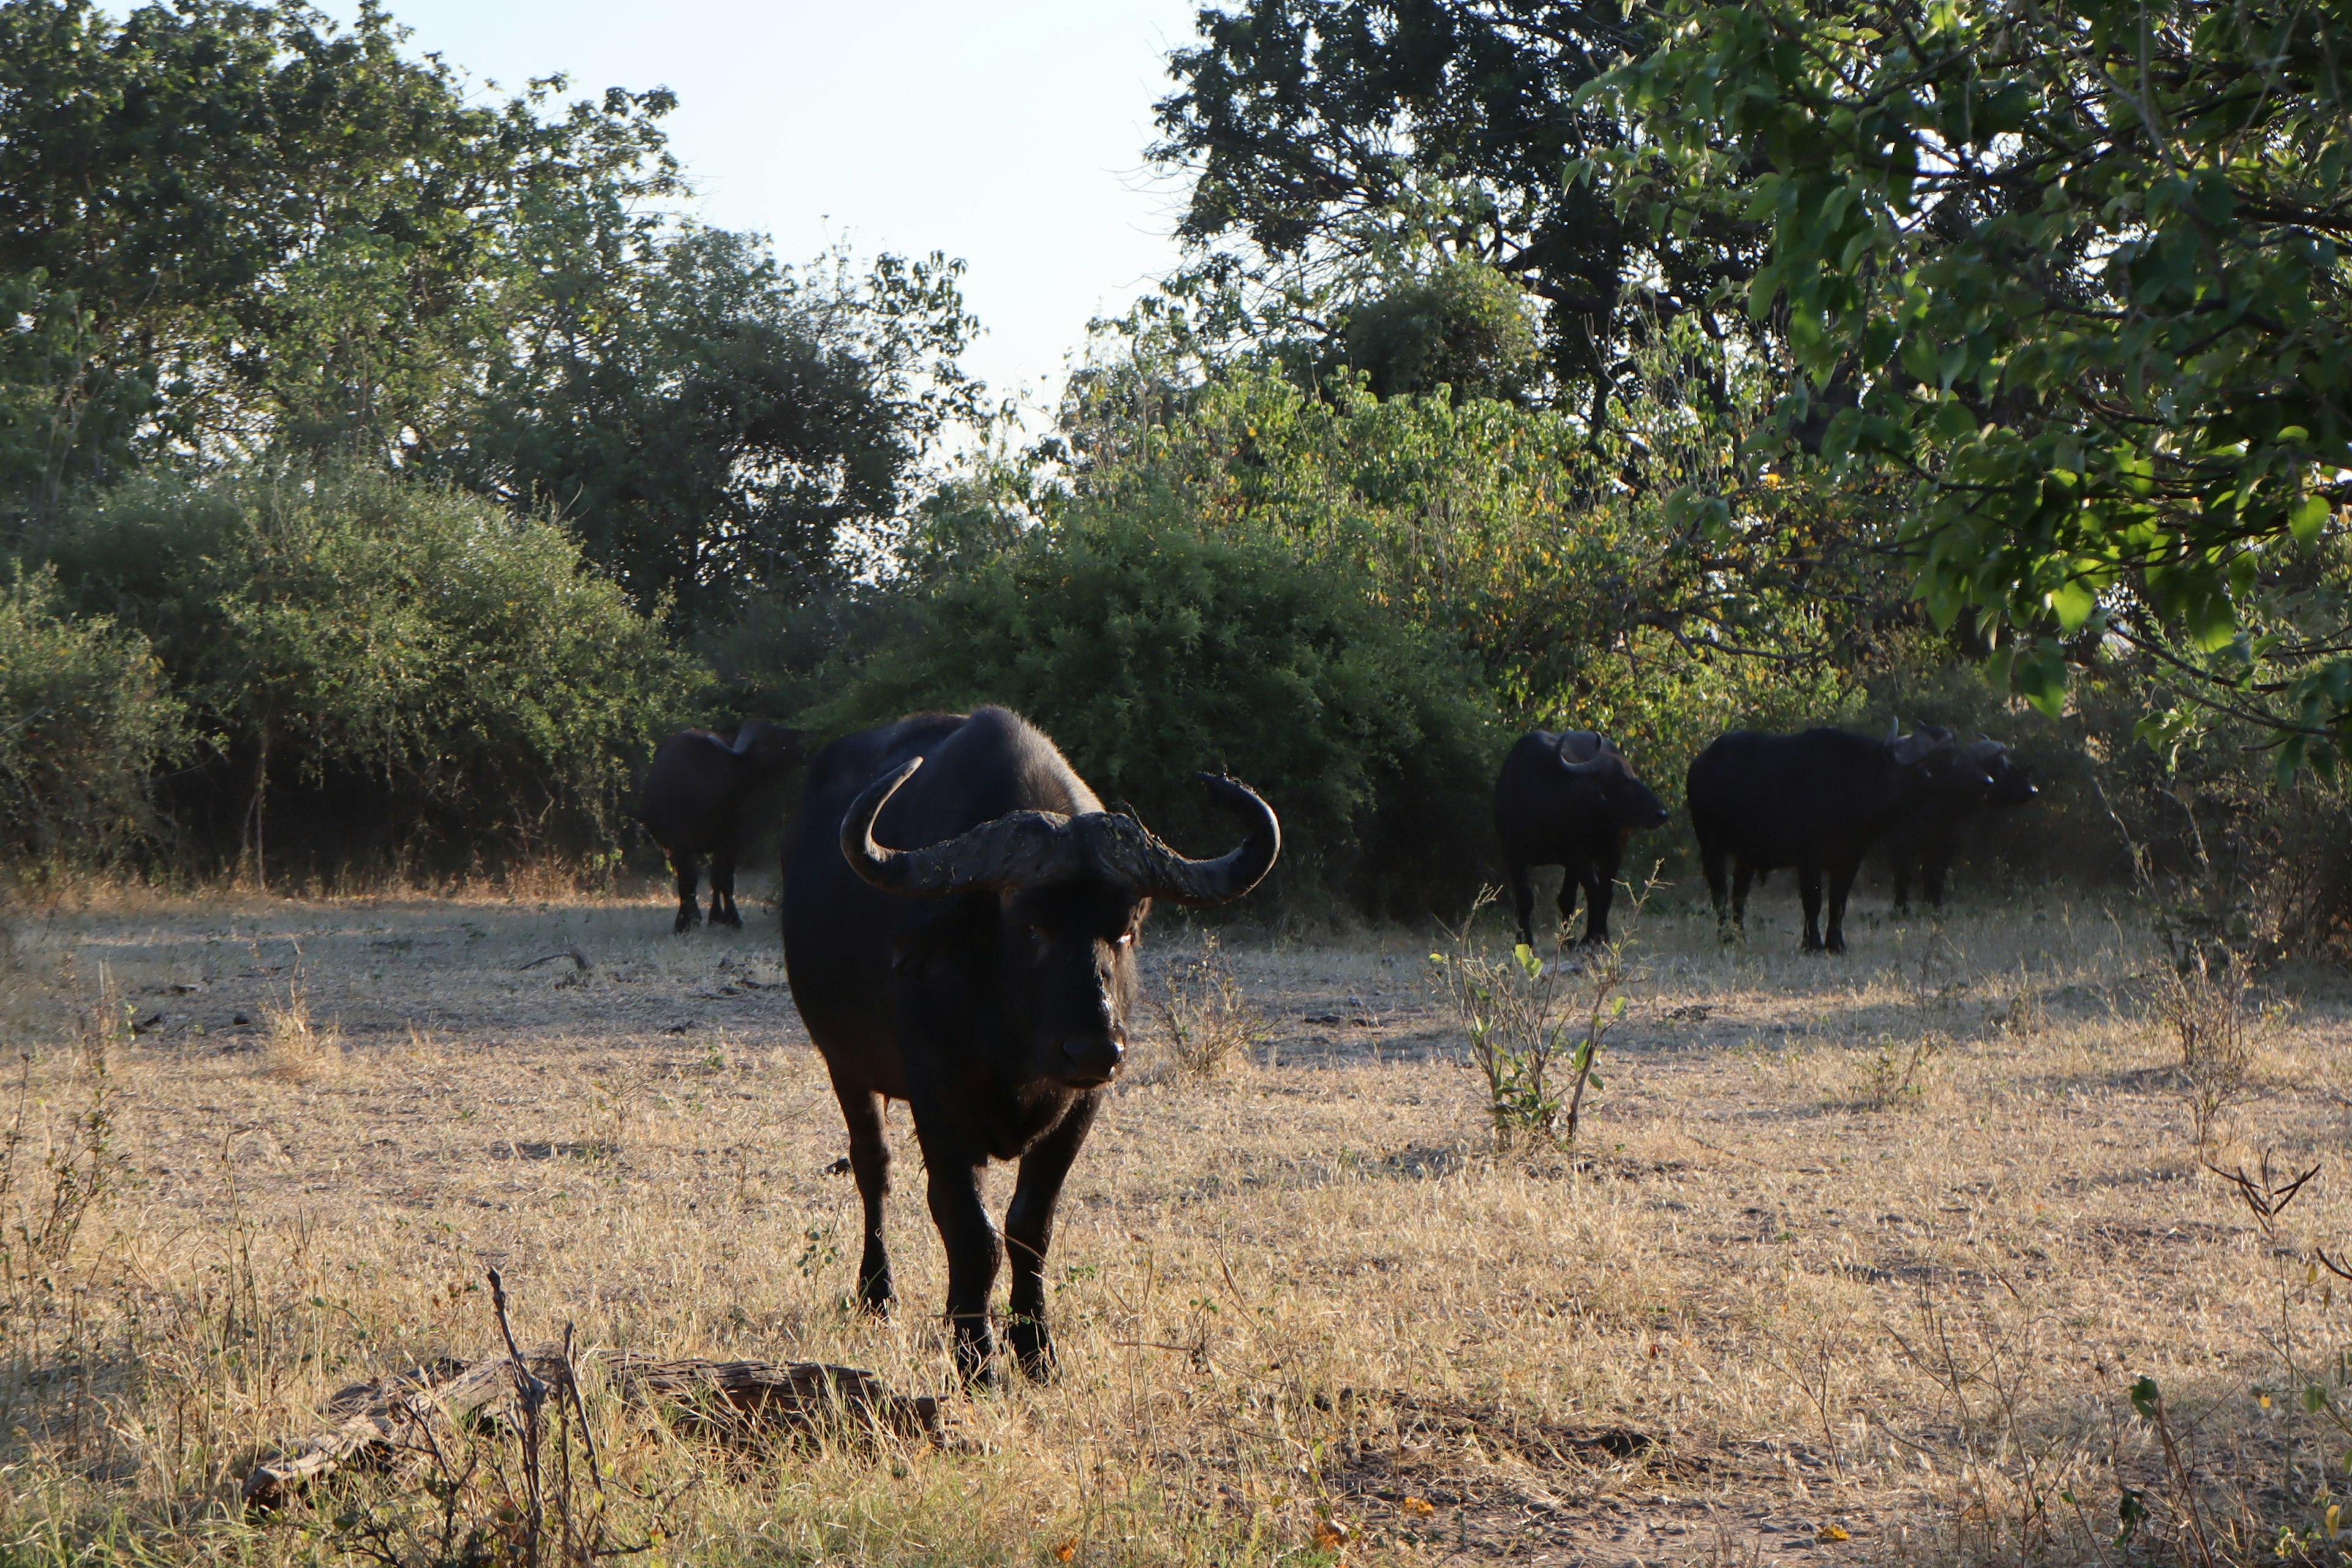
1687;722;1993;953
638;720;806;933
1493;730;1672;948
782;707;1278;1383
1885;737;2039;911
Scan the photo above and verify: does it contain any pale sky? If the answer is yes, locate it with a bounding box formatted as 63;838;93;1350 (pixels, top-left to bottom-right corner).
316;0;1211;429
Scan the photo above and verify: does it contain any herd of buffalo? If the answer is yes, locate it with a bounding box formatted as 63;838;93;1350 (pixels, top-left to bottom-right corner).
630;706;2035;1382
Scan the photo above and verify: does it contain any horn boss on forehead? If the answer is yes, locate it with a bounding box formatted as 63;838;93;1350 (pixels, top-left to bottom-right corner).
842;760;1280;906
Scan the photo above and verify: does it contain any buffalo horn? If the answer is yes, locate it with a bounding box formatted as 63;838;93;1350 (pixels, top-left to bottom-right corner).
1084;774;1281;905
1558;730;1611;774
1964;736;2009;763
840;760;1085;896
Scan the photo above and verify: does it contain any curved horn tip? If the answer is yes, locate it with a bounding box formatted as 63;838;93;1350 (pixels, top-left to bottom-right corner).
839;758;924;882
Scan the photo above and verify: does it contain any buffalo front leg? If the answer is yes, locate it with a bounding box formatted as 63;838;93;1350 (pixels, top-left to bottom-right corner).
913;1117;1000;1385
709;843;743;929
834;1085;894;1316
668;851;702;934
1730;861;1755;938
1798;863;1826;951
1504;858;1538;948
1922;854;1950;910
1892;857;1915;914
1003;1095;1099;1382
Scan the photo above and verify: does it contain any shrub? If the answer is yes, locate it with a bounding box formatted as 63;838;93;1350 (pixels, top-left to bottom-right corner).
812;504;1499;919
0;570;180;869
33;467;703;881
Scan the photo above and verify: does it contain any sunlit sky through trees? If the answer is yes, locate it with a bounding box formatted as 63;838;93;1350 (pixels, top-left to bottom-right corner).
309;0;1202;435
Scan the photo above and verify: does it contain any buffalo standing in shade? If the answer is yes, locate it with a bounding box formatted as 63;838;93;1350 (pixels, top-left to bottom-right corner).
1886;737;2039;911
782;707;1278;1384
1493;730;1672;948
638;720;806;933
1687;722;1993;953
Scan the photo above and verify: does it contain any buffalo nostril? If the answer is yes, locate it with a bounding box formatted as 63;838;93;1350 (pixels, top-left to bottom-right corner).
1060;1038;1125;1084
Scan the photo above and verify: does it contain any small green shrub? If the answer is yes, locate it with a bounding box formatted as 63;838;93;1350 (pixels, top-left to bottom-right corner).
812;504;1499;918
0;570;180;869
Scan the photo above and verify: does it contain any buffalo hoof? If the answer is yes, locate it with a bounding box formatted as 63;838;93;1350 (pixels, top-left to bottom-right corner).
713;908;744;930
672;910;700;935
1009;1317;1056;1382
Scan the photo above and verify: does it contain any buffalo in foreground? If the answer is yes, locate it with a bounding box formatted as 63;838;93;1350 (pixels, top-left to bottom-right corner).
1493;730;1672;947
1687;722;1993;953
638;720;807;933
782;707;1278;1383
1885;737;2039;911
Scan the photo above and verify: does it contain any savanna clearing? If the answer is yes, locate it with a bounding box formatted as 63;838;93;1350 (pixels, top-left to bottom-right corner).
1;880;2345;1567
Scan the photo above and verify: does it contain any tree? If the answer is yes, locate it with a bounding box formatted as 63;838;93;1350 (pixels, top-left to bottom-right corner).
440;222;984;622
1597;0;2352;769
1150;0;1765;420
0;0;679;474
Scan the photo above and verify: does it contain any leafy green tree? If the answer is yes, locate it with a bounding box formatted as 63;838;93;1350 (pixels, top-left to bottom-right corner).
440;221;984;622
1150;0;1765;419
0;0;679;472
0;1;984;625
1597;0;2352;769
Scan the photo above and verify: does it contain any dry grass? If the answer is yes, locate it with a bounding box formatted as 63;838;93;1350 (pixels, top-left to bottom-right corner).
1;876;2350;1565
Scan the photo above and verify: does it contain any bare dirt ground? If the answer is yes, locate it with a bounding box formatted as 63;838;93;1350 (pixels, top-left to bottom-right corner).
3;875;2350;1566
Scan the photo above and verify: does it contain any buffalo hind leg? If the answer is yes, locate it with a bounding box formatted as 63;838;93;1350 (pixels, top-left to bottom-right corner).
1701;845;1732;941
1504;858;1539;948
1004;1096;1100;1381
1798;864;1826;952
1553;870;1582;948
1922;854;1950;910
668;851;702;934
835;1085;894;1317
709;844;743;929
1892;859;1915;915
1824;859;1861;953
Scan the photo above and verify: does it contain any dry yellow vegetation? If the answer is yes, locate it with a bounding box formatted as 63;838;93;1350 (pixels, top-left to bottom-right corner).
0;880;2346;1566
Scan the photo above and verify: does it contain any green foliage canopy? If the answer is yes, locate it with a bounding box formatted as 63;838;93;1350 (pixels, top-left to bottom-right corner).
0;569;180;867
0;0;983;628
38;467;701;876
1150;0;1766;416
1596;0;2352;768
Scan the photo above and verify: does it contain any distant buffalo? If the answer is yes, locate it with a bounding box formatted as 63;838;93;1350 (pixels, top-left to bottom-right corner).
783;707;1278;1384
1885;737;2038;911
638;720;807;933
1493;730;1671;948
1687;722;1993;953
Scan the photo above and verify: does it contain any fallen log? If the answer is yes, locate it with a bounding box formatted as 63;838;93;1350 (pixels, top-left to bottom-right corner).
243;1344;940;1509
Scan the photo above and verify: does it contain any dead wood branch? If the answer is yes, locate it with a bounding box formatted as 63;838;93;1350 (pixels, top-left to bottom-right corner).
243;1346;941;1509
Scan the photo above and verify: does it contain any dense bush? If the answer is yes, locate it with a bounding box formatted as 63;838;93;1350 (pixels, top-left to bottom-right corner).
0;570;179;869
31;467;702;881
812;503;1499;919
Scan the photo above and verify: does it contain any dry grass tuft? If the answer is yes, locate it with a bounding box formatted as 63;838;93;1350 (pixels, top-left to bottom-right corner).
258;974;340;1083
1150;931;1262;1079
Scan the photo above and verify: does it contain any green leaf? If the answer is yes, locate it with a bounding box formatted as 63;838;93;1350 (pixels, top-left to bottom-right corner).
2291;492;2331;546
2130;1376;2161;1419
